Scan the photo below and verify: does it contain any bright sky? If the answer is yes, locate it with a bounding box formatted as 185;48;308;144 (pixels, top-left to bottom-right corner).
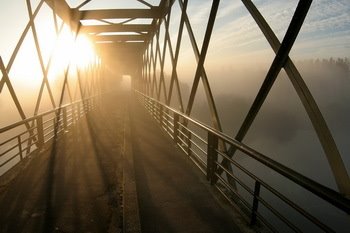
0;0;349;70
176;0;350;68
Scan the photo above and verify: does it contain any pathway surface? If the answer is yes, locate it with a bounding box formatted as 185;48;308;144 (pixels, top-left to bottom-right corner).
0;93;125;233
0;91;242;233
129;96;241;233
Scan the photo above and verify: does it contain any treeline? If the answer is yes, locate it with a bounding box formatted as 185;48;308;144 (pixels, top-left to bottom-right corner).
296;57;350;75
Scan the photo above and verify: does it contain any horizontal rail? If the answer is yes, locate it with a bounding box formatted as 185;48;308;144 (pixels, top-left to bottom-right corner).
0;96;97;176
136;90;350;232
0;96;96;133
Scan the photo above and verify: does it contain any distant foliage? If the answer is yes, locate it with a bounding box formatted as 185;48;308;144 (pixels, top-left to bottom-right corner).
296;57;350;80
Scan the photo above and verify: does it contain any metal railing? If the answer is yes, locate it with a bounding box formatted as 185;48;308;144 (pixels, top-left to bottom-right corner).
136;91;350;233
0;97;97;176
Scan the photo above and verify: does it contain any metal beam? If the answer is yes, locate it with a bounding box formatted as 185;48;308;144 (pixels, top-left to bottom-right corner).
166;0;188;112
44;0;80;31
96;42;144;48
76;0;93;9
0;0;45;92
142;0;171;52
178;0;223;133
240;0;350;196
0;57;31;131
79;8;162;20
81;24;154;33
137;0;154;8
93;34;147;42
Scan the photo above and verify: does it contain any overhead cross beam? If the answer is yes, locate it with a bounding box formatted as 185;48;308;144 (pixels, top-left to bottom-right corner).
94;34;147;42
81;24;154;33
45;0;80;31
79;8;162;20
44;0;167;51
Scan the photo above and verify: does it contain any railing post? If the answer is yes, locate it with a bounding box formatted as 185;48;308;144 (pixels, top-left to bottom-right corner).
173;113;179;144
63;107;68;129
77;103;81;119
85;100;88;114
145;98;148;111
53;111;58;131
186;131;192;156
207;132;218;184
89;99;93;112
18;135;23;160
251;181;261;225
76;103;79;119
36;115;44;148
156;103;160;122
77;102;80;118
159;104;163;125
151;100;155;117
71;104;75;124
87;99;89;113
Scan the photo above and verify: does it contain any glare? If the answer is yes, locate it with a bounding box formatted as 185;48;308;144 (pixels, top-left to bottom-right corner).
49;27;96;79
8;23;97;90
72;35;95;68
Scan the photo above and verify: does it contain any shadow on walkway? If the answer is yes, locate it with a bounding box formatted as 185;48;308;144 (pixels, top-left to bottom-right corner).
0;91;242;233
0;93;125;233
130;95;241;233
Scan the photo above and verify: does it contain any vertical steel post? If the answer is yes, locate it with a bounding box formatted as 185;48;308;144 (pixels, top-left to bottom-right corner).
207;132;218;184
159;104;164;126
251;181;261;225
173;112;179;144
36;116;44;148
77;102;81;119
18;136;23;160
63;107;68;129
186;131;192;157
73;104;77;122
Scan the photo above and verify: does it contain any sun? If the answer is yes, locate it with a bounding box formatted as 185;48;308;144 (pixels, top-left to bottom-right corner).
49;26;96;75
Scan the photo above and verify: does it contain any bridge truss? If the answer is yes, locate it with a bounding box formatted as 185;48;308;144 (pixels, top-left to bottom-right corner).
1;0;350;232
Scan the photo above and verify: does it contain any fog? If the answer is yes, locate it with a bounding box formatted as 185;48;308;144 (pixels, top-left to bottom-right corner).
156;57;350;189
187;58;350;232
1;56;349;231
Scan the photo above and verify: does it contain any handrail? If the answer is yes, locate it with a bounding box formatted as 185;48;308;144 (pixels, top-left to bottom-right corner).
0;95;96;133
0;96;97;175
136;90;350;232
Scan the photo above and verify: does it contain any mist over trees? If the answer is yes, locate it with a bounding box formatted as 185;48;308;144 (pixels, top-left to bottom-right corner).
187;57;350;232
189;57;350;183
193;57;349;140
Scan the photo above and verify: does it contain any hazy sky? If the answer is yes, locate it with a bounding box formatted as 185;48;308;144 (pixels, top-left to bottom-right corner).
0;0;349;67
183;0;350;67
1;2;349;230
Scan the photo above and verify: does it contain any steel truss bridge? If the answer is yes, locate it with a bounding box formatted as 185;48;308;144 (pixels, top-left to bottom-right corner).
0;0;350;232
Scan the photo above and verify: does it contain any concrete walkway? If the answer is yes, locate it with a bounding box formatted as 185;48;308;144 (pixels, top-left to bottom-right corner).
129;96;241;233
0;91;242;233
0;93;125;233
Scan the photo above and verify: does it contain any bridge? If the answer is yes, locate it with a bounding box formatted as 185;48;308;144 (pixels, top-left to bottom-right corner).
1;0;350;232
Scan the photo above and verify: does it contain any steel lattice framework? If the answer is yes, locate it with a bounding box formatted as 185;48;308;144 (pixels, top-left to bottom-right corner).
139;0;350;195
0;0;103;175
1;0;350;232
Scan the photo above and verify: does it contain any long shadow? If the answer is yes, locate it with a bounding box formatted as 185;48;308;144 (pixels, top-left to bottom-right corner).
42;119;66;232
0;148;51;232
129;98;177;233
41;93;123;232
131;98;239;233
0;93;125;233
78;94;123;232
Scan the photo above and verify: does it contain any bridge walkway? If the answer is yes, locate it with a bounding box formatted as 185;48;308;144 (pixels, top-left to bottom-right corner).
0;91;242;233
129;94;241;233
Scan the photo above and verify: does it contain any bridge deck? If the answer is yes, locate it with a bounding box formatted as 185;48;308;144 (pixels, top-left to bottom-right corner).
0;91;242;233
129;95;241;233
